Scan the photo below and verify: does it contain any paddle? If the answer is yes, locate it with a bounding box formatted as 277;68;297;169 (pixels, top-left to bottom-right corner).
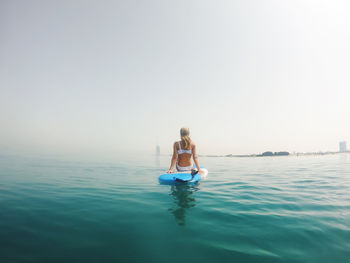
175;169;199;182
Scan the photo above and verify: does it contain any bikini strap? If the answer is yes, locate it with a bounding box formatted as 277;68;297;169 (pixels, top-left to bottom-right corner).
178;141;181;150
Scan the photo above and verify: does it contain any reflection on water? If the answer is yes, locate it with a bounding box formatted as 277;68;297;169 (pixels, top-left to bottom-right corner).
168;184;199;226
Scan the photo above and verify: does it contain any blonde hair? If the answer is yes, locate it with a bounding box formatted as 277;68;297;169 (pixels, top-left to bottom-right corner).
180;127;191;150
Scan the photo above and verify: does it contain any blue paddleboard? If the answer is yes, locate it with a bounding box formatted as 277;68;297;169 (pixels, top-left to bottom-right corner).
158;168;208;184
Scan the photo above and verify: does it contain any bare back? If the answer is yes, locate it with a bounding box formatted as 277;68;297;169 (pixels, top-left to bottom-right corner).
176;141;194;167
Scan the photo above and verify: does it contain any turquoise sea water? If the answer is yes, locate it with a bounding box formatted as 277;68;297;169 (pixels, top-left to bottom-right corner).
1;154;350;263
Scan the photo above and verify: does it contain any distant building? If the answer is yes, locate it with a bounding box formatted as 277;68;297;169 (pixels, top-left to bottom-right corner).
156;145;160;156
339;141;347;152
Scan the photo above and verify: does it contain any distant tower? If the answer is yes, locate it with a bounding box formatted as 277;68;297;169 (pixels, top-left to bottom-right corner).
156;145;160;156
339;141;347;152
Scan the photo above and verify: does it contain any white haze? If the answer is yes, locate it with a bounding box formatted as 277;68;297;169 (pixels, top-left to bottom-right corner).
1;0;349;158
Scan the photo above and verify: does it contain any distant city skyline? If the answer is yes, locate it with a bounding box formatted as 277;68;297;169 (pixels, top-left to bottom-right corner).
1;1;349;158
339;141;347;153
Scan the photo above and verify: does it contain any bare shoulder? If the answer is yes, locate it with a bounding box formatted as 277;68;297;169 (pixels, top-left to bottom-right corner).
191;141;196;148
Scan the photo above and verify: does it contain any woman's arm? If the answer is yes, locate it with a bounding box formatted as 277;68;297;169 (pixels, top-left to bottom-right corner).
167;142;178;173
192;144;203;173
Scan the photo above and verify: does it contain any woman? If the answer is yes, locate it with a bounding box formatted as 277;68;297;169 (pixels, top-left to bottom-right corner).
167;127;203;174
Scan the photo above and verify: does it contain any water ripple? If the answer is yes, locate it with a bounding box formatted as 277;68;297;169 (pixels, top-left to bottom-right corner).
1;154;350;262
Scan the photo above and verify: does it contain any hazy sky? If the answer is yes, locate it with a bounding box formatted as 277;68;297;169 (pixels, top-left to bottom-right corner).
1;0;349;157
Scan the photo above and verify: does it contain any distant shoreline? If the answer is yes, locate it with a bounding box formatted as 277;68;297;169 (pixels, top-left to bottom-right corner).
198;151;350;158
